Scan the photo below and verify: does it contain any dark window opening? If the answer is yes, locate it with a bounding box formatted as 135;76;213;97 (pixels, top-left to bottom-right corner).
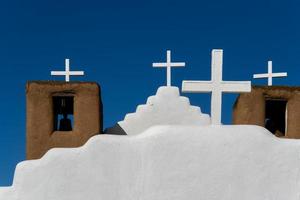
53;96;74;131
265;99;287;137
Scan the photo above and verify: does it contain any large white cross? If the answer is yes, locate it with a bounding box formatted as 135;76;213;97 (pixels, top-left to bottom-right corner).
152;50;186;86
182;49;251;125
51;59;85;82
253;61;287;86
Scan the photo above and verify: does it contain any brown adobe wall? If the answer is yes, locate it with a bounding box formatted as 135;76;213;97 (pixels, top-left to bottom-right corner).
26;81;103;160
233;86;300;139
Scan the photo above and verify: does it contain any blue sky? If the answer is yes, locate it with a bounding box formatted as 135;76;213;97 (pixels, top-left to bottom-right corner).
0;0;299;186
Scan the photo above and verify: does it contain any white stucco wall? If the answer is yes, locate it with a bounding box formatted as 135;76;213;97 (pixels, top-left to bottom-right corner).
1;125;300;200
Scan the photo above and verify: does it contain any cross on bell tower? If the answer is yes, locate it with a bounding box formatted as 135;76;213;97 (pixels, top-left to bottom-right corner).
253;61;287;86
51;58;85;82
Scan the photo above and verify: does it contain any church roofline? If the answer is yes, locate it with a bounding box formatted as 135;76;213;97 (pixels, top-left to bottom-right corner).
252;85;300;91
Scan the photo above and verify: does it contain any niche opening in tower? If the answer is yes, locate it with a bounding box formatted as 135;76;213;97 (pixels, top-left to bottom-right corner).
265;99;287;137
53;96;74;132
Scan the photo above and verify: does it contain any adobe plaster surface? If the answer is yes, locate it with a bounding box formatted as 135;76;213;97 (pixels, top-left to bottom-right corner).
26;81;102;159
233;85;300;138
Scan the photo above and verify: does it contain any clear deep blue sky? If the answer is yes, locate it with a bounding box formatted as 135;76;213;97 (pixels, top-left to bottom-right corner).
0;0;299;186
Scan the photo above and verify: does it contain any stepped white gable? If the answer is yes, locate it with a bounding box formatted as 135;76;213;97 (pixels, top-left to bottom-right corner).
118;86;210;135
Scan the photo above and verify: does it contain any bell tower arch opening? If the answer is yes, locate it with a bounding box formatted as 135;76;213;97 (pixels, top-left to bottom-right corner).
265;99;287;137
53;96;74;132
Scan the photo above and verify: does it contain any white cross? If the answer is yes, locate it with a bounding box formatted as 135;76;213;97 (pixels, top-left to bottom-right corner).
253;61;287;86
51;59;85;82
182;49;251;125
152;50;186;86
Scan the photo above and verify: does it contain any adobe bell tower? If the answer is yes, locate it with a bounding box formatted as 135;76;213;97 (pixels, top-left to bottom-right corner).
26;59;103;159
